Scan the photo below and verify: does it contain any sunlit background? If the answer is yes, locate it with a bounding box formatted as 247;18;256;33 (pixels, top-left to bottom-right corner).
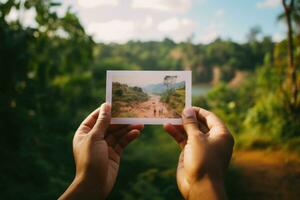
6;0;286;43
1;0;300;199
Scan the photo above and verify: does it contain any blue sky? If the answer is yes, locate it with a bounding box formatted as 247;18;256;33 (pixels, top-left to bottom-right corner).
54;0;287;43
188;0;284;42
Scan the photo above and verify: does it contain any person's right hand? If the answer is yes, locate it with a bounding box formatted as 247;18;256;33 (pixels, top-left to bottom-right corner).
164;107;234;200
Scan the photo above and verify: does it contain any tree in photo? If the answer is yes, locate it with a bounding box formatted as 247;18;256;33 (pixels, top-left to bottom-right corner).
163;76;177;92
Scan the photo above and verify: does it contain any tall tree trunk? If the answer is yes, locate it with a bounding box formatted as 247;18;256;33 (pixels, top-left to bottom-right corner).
282;0;298;107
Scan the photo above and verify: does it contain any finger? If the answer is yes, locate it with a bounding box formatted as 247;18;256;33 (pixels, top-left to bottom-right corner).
194;107;225;129
163;124;186;149
106;128;127;147
105;124;130;139
114;129;140;155
106;124;128;134
108;146;121;165
129;124;144;131
182;107;203;136
106;124;143;138
91;103;111;140
76;108;100;134
194;107;228;137
192;107;210;134
105;124;144;147
173;125;185;133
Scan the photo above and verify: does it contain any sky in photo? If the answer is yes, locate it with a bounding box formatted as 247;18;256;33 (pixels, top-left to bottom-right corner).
112;74;186;87
6;0;286;44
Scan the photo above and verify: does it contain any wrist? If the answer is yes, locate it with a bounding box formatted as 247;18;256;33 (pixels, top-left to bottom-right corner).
59;176;104;200
187;175;226;200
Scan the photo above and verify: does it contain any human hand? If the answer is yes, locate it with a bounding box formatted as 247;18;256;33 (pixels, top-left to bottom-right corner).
164;107;234;200
59;103;144;200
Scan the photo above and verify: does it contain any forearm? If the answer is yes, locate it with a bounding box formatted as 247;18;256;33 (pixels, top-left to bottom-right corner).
188;177;227;200
58;177;103;200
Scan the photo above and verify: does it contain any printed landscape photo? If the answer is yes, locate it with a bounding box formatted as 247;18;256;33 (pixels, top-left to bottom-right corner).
110;73;188;119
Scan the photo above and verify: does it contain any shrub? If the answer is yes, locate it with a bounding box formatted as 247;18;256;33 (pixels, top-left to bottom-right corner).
205;65;300;143
244;93;300;139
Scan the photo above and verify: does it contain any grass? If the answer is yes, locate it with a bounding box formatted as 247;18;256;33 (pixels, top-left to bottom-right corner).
235;133;279;150
234;132;300;157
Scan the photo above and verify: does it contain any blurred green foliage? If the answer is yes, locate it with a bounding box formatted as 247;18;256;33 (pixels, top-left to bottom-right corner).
0;1;299;200
194;36;300;148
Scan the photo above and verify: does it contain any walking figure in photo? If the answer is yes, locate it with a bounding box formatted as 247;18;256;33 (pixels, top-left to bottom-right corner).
159;108;163;116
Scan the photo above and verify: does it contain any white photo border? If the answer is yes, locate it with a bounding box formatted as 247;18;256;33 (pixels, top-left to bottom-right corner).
106;70;192;125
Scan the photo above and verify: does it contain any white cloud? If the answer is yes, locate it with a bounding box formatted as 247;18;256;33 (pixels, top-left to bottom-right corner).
86;17;196;43
257;0;281;9
198;24;220;44
142;16;154;29
87;20;136;43
157;17;196;41
158;17;193;32
196;15;225;44
200;31;219;44
215;9;225;17
77;0;119;9
72;0;209;43
131;0;192;13
273;32;285;42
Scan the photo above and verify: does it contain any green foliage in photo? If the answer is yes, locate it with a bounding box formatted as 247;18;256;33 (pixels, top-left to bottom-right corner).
160;87;185;115
112;82;149;116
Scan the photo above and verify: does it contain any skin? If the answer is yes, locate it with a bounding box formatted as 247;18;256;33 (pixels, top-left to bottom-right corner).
163;107;234;200
59;104;234;200
59;103;144;200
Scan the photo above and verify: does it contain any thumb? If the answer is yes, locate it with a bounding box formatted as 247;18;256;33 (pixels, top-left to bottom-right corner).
91;103;111;139
182;107;201;136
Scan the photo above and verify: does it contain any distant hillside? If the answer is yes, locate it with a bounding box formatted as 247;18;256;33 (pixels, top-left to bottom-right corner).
112;82;149;116
143;81;185;94
95;37;273;85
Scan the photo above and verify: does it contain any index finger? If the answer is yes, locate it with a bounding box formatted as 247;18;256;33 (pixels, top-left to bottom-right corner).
163;124;186;149
76;108;100;134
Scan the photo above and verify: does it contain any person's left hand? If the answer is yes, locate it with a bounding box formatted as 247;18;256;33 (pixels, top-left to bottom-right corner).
59;103;143;200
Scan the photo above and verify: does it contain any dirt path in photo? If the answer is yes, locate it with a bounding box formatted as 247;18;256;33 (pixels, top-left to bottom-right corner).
130;94;176;118
231;150;300;200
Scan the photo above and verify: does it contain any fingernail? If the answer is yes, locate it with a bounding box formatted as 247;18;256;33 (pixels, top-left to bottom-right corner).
183;107;195;118
101;103;111;113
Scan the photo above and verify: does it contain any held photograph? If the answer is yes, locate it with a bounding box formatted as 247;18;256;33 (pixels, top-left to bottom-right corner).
106;71;191;124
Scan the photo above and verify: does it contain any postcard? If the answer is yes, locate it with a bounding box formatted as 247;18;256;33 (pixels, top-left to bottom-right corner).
106;70;192;124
